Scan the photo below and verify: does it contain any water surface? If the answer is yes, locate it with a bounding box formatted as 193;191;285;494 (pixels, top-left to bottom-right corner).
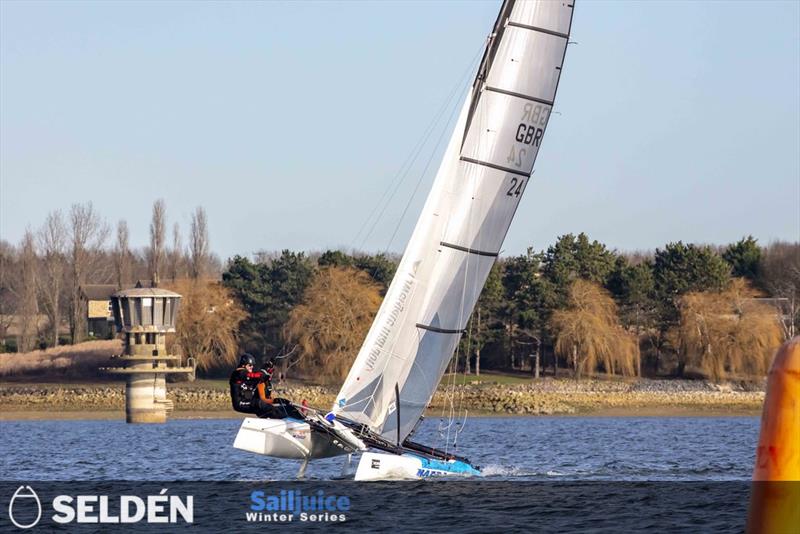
0;416;758;481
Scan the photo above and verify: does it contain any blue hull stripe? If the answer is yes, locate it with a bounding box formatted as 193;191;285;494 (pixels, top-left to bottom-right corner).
405;454;481;477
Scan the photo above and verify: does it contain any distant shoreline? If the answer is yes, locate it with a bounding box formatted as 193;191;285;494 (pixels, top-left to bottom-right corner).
0;378;764;421
0;407;762;422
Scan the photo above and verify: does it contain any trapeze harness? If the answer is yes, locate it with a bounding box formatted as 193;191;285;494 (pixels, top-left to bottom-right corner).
228;367;303;419
229;367;278;417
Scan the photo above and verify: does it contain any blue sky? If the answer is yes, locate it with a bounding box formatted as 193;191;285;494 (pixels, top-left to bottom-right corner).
1;0;798;260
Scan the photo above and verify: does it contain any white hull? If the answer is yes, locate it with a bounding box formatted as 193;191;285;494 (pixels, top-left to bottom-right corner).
233;417;364;460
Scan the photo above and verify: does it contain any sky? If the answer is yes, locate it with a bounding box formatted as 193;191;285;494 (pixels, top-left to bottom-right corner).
1;0;798;262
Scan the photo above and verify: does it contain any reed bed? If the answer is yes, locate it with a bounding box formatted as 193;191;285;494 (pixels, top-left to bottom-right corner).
0;340;122;379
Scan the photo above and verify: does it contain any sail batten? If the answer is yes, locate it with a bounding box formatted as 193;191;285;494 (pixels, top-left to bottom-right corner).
415;323;465;335
460;156;530;177
484;86;554;106
333;0;574;441
507;21;570;39
439;241;499;257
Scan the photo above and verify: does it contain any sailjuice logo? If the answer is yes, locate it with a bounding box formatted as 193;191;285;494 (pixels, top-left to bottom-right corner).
8;486;42;529
248;489;349;523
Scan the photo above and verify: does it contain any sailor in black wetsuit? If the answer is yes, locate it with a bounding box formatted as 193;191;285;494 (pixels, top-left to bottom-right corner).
229;354;303;419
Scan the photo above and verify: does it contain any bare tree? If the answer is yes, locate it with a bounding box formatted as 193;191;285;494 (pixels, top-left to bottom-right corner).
113;220;132;289
285;267;383;383
168;222;183;282
148;199;166;287
68;202;109;343
0;240;17;348
759;241;800;337
17;231;39;352
166;279;246;373
550;279;638;379
37;211;67;347
672;278;783;381
189;207;209;279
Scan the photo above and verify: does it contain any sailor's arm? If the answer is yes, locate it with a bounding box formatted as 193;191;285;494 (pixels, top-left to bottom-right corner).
256;382;274;403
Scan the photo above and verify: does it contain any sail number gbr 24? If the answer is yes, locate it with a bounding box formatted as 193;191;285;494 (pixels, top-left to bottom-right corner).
505;102;549;197
507;102;549;169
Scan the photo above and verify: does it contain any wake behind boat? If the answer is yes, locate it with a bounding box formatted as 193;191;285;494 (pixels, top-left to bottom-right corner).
234;0;575;480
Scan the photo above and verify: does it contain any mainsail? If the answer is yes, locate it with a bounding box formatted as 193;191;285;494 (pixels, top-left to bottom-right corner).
333;0;574;441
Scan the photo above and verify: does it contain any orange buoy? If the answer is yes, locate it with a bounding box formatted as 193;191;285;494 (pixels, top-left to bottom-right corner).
746;336;800;534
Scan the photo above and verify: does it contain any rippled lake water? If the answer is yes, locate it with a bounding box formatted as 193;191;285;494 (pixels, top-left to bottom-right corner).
0;416;758;481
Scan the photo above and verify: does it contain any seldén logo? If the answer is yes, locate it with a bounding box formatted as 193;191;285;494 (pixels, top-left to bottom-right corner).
8;486;42;529
6;485;193;528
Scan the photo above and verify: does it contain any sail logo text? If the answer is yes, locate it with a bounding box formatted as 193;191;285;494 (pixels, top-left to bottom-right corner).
365;277;413;371
248;489;349;523
416;469;446;478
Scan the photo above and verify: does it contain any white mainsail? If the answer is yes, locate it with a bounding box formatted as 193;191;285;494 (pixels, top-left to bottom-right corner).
333;0;574;441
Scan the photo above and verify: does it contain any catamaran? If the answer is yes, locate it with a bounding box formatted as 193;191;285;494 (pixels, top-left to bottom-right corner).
234;0;575;480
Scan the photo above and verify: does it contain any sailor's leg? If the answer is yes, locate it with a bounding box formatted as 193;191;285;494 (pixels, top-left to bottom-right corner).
340;454;352;477
297;457;309;479
273;398;305;419
254;399;280;419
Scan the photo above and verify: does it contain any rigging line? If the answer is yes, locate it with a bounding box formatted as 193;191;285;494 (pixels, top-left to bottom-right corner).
381;47;484;256
438;103;483;451
438;333;461;446
383;85;462;256
447;167;478;454
448;98;486;451
353;94;449;250
348;45;486;437
341;46;486;437
453;409;468;449
355;75;460;250
354;43;485;252
457;291;477;438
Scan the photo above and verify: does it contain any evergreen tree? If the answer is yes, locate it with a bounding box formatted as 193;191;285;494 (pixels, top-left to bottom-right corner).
500;249;552;369
318;250;354;268
607;256;657;375
542;233;617;308
463;261;504;375
722;235;761;281
653;242;730;322
222;251;316;359
652;242;731;375
222;255;273;357
265;250;316;352
354;253;397;291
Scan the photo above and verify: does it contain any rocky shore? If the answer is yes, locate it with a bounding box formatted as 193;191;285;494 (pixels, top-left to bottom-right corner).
0;378;765;418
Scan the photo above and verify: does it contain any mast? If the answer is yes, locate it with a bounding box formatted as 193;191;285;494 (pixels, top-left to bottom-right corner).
463;0;516;144
334;0;575;442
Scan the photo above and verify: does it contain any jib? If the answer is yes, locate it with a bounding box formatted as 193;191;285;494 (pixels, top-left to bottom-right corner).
515;123;543;147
